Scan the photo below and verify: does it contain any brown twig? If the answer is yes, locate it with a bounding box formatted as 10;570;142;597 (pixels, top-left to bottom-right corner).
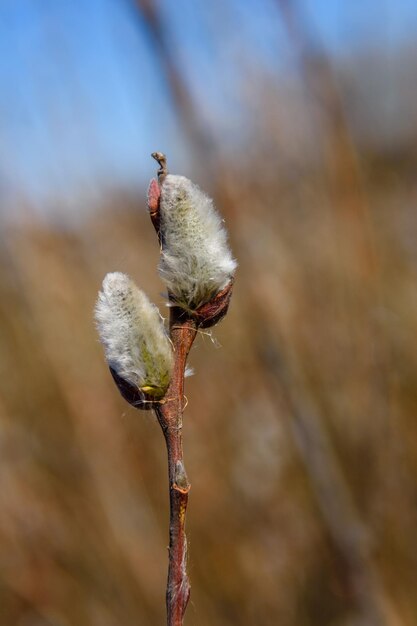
154;307;197;626
148;151;232;624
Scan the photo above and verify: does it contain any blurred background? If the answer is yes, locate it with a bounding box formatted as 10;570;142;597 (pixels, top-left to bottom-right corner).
0;0;416;624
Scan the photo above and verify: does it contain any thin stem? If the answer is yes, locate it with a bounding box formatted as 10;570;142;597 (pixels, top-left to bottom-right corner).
155;309;197;626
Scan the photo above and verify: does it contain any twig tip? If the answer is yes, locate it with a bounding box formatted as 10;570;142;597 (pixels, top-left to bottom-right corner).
151;151;168;183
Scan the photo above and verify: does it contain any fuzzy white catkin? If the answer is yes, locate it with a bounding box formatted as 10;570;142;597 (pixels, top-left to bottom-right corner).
95;272;173;397
158;175;237;309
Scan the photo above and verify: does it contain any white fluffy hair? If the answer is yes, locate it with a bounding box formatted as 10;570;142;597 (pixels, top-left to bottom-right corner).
158;175;237;309
95;272;173;396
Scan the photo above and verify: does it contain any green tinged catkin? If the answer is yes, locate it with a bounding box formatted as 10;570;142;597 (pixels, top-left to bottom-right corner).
95;272;173;399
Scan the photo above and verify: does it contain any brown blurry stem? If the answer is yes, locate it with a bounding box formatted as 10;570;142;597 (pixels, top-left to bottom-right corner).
134;0;216;170
257;322;400;626
154;308;197;626
275;0;377;279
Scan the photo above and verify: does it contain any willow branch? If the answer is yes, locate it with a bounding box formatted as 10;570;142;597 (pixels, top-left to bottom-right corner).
154;308;197;626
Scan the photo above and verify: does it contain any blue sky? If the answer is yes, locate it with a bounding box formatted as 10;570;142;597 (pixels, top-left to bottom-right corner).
0;0;416;217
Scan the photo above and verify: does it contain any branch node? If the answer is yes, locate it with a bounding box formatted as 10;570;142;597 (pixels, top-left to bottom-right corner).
172;483;191;495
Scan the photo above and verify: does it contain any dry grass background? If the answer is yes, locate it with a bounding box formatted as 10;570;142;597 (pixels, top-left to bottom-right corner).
0;2;416;625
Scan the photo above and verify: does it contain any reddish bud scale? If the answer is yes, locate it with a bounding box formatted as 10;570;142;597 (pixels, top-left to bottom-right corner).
147;178;161;241
109;367;156;410
194;279;234;328
168;279;234;329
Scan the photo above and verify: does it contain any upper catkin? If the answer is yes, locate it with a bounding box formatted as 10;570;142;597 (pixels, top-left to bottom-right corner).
95;272;173;398
158;175;237;310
